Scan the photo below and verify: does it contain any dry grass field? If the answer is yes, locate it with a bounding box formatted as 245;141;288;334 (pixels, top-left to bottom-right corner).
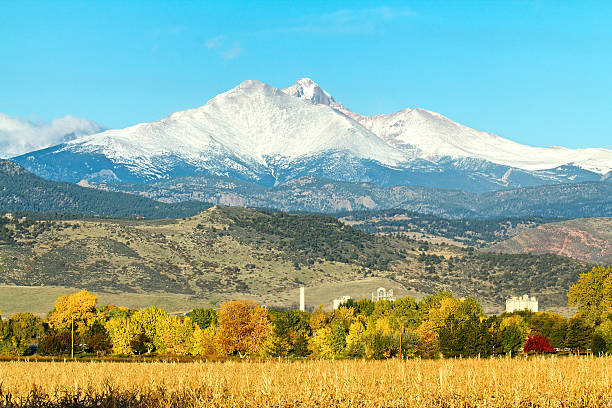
0;357;610;407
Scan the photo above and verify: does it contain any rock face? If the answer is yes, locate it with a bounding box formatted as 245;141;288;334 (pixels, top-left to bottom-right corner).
11;78;612;192
488;218;612;265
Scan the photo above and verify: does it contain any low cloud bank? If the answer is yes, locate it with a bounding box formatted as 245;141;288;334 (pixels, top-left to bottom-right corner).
0;113;105;158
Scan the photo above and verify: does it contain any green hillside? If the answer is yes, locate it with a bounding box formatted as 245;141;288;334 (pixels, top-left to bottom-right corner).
0;160;210;218
0;206;590;314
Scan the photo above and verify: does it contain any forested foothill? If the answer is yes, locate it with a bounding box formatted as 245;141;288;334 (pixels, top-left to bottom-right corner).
0;207;593;311
336;209;559;247
0;159;211;219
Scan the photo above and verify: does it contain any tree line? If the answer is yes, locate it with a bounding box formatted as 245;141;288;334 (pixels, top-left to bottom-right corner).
1;266;610;359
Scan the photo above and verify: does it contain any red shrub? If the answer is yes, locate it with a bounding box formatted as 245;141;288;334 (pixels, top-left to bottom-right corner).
523;335;555;354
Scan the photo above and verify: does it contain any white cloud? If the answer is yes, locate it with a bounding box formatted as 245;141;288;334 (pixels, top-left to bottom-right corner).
205;36;243;60
220;42;243;60
205;36;224;49
280;6;417;34
0;113;105;158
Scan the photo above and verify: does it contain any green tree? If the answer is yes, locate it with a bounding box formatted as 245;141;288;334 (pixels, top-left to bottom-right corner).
0;313;42;356
593;319;612;353
83;321;112;355
500;315;527;355
565;317;593;352
187;308;218;330
328;320;348;355
591;334;607;355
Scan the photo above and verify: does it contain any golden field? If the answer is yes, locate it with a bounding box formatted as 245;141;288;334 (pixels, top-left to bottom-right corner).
0;357;610;407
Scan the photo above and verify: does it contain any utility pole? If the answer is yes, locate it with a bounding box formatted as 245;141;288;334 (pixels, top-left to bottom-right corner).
71;315;74;359
399;321;404;360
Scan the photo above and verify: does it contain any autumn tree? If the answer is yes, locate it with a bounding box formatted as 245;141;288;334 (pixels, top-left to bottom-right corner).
105;317;141;355
345;319;366;357
190;325;217;356
216;300;270;357
416;320;439;358
48;290;98;336
568;266;612;325
309;325;335;358
131;306;169;350
524;335;554;354
309;305;330;331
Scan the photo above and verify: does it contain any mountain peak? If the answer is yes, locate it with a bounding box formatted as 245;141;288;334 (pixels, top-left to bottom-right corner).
282;78;336;106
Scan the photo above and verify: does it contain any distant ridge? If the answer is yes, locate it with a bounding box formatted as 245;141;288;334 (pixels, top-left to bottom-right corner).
0;160;210;218
90;174;612;219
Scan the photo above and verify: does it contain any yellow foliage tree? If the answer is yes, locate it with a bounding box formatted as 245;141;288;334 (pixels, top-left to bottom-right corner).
190;325;217;357
131;307;169;347
416;320;439;358
568;266;612;325
48;290;97;336
333;307;354;329
105;317;140;355
262;330;291;358
345;320;366;357
308;326;335;358
309;305;329;331
216;300;270;357
155;316;195;356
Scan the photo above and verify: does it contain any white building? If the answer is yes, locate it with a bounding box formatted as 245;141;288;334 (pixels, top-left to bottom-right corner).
372;287;395;302
506;294;538;313
333;295;352;310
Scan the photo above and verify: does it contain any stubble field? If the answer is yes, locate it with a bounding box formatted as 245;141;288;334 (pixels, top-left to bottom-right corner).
0;357;610;407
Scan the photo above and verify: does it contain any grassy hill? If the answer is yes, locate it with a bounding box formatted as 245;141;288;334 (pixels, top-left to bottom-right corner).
488;218;612;265
0;160;210;218
0;206;591;314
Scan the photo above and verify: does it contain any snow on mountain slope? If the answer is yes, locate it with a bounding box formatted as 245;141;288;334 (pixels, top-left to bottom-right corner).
283;79;612;174
48;80;406;181
13;78;610;191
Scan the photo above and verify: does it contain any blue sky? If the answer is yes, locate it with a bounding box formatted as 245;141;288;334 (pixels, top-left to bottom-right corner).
1;1;611;148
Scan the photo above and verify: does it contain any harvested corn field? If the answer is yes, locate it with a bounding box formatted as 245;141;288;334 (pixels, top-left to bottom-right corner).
0;357;610;407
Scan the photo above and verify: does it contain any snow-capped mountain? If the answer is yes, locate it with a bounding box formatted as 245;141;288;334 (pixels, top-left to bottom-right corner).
13;80;410;186
12;78;611;192
283;78;612;175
